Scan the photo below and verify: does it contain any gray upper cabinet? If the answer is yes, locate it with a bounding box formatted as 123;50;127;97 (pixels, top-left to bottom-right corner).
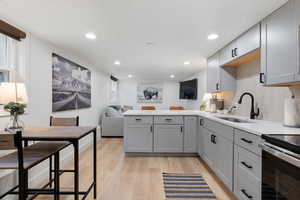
207;53;236;93
237;23;261;57
207;53;220;92
261;1;298;85
219;23;260;67
219;40;238;66
184;116;198;153
154;125;184;152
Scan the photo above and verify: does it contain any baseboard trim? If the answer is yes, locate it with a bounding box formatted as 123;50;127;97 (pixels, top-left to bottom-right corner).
125;152;198;157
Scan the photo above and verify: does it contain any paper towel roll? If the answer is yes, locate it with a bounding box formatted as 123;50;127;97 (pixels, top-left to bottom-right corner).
284;98;300;127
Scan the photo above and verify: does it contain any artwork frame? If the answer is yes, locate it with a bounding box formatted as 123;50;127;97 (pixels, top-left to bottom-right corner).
52;53;91;112
137;82;163;104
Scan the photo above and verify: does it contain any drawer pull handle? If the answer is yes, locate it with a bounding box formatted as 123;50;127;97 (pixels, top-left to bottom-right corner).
165;118;172;121
135;118;142;121
150;126;153;133
241;189;253;199
241;138;253;144
241;161;253;169
199;119;204;126
180;126;183;133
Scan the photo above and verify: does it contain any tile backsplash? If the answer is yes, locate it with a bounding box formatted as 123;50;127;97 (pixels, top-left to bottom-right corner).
224;60;300;122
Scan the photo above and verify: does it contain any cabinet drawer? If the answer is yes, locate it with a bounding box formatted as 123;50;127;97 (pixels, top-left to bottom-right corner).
203;119;234;141
125;116;153;125
235;166;261;200
235;145;261;180
235;129;262;155
154;116;183;124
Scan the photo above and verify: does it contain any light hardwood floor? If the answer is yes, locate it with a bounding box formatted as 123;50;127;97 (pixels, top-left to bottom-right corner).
37;138;237;200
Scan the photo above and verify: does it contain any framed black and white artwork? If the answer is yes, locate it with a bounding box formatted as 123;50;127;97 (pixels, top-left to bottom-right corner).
137;83;163;103
52;53;91;112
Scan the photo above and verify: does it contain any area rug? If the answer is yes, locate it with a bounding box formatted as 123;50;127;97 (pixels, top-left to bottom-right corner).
163;173;217;200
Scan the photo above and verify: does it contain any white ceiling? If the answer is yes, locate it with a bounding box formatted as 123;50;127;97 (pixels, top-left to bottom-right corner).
0;0;287;80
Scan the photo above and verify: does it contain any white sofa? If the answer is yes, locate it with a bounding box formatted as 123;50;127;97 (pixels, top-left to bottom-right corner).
101;105;132;137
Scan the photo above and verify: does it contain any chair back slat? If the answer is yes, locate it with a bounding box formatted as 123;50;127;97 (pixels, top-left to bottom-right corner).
0;133;16;150
169;106;185;110
50;116;79;127
141;106;156;110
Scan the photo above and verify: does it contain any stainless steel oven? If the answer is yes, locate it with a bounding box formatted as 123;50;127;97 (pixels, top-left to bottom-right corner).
261;136;300;200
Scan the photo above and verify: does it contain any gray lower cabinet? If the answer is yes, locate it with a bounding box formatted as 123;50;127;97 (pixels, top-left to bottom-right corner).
124;124;153;152
215;134;234;190
261;0;298;85
184;116;198;153
201;119;234;191
198;118;204;156
202;128;217;169
154;125;184;152
234;129;262;200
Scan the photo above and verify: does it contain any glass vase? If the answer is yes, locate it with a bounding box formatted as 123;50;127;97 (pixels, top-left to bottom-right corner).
6;113;25;131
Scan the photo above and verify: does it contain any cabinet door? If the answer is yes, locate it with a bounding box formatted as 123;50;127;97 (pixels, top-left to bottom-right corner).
184;116;197;153
198;119;204;156
219;41;237;66
202;128;216;169
207;53;220;93
294;0;300;81
262;1;297;85
237;23;260;57
154;125;183;152
124;124;153;152
215;135;234;191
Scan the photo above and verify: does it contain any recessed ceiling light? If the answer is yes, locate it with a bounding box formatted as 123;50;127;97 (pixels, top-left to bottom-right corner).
207;33;219;40
128;74;133;78
170;75;175;79
85;32;96;40
184;61;191;65
114;61;121;65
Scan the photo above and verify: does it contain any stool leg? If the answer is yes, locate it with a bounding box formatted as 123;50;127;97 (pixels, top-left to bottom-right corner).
54;153;60;200
18;169;26;200
49;156;53;188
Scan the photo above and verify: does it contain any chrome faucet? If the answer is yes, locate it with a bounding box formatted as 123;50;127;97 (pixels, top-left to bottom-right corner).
238;92;260;119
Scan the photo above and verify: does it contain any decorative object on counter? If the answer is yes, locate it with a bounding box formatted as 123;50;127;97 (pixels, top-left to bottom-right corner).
200;103;206;111
0;82;27;130
137;82;163;103
284;95;300;128
202;93;212;111
52;53;91;112
162;173;217;199
209;94;218;113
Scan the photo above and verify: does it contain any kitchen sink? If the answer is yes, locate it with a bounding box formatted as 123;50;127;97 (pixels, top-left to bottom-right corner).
216;116;252;123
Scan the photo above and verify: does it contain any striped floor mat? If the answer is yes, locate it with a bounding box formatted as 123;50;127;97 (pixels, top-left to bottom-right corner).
163;173;217;200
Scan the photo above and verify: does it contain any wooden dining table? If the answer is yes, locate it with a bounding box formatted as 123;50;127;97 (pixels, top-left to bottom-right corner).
22;126;97;200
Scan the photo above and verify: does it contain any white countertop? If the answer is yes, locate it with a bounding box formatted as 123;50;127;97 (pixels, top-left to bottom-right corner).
123;110;300;136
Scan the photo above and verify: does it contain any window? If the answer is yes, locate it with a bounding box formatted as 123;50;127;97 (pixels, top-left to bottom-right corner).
0;33;15;83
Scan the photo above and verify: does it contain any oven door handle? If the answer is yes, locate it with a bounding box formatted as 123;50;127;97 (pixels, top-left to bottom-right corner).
261;143;300;168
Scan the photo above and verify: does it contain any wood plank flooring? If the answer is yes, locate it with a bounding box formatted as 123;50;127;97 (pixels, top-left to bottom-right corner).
37;138;237;200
